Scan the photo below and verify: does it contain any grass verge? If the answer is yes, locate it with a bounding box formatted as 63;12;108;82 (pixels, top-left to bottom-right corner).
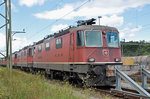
0;67;82;99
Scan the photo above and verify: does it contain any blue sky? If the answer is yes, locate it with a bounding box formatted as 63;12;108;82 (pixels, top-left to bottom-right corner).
0;0;150;53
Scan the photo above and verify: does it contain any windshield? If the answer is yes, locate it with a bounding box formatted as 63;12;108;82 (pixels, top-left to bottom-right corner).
107;32;118;47
85;31;102;47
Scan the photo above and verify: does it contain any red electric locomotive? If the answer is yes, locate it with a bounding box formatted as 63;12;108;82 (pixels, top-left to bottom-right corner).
1;18;122;86
32;18;122;86
0;57;6;66
12;46;33;71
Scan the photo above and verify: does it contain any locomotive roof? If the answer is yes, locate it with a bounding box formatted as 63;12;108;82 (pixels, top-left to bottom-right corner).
35;25;118;45
53;25;118;38
15;45;33;54
72;25;118;31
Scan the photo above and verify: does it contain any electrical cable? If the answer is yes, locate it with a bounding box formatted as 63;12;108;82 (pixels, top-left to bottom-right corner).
29;0;89;40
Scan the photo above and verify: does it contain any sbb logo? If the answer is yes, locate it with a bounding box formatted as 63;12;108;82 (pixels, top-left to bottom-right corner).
102;49;109;57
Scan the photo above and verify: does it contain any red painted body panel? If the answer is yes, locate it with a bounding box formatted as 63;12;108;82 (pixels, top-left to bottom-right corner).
0;59;6;64
32;29;121;64
74;47;121;62
18;50;26;64
73;29;121;63
14;47;33;64
11;25;121;65
14;55;17;64
27;48;33;63
33;33;71;63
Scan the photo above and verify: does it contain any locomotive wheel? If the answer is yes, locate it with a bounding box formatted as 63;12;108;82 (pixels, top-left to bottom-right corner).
63;73;69;81
45;73;51;79
76;79;84;86
31;69;37;74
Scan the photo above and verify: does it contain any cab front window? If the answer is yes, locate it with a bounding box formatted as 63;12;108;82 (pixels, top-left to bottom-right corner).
85;31;102;47
107;32;118;47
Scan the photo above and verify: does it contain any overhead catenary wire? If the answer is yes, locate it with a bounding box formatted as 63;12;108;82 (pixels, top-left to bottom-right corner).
25;0;64;29
26;0;150;41
123;6;150;27
137;23;150;32
29;0;90;40
121;7;150;35
25;0;65;39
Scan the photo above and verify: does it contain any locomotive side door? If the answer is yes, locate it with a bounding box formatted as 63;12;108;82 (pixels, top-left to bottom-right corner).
69;33;74;62
27;48;33;65
14;54;17;65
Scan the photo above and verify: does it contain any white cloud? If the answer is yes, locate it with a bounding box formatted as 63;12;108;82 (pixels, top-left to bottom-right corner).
131;26;142;32
50;24;69;32
0;33;31;57
129;33;135;37
34;5;74;20
34;0;150;20
11;3;18;12
119;26;142;40
99;15;124;27
12;36;32;52
33;0;150;28
19;0;45;7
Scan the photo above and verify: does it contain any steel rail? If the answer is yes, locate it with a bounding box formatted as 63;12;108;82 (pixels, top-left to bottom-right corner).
114;66;150;98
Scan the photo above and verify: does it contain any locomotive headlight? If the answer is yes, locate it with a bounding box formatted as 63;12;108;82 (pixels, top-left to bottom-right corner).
89;58;95;62
115;58;120;62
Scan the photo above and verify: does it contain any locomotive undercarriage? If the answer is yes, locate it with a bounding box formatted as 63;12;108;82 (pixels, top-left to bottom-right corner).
11;63;116;86
44;64;116;86
77;65;116;86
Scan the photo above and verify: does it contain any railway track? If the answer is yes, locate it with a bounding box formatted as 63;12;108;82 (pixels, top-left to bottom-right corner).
3;66;150;99
71;81;148;99
47;76;147;99
95;86;150;99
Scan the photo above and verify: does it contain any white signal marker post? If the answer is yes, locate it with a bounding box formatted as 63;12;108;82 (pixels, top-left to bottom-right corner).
98;16;102;25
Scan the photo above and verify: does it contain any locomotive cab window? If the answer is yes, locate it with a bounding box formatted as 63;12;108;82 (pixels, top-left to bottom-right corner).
15;54;17;59
24;51;26;56
77;30;84;46
107;32;118;47
29;48;33;56
38;45;42;52
85;31;102;47
45;42;50;51
56;38;62;49
21;52;23;56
